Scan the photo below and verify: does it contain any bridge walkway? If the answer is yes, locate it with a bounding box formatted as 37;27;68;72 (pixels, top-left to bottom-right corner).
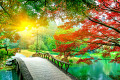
15;57;75;80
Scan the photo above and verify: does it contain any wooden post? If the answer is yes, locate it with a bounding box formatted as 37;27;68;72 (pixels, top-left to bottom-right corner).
65;64;69;73
60;62;63;69
57;61;59;67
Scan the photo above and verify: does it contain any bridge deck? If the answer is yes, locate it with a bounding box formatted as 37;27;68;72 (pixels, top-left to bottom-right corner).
15;57;73;80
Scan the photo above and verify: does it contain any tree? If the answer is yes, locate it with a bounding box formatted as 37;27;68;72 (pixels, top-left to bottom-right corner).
53;0;120;64
0;0;21;44
1;0;119;64
53;42;79;62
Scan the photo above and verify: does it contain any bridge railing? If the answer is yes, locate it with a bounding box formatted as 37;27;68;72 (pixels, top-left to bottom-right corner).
32;53;70;73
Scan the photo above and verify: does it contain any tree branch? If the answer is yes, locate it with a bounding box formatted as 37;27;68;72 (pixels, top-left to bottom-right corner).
102;1;120;13
0;5;11;18
111;17;120;23
45;0;46;7
88;17;120;33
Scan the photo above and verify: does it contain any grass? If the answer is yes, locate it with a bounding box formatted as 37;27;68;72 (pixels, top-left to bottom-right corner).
23;49;119;64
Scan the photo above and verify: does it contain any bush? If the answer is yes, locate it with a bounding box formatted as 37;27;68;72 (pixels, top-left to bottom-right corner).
0;49;7;60
0;48;17;61
8;49;15;57
28;45;35;50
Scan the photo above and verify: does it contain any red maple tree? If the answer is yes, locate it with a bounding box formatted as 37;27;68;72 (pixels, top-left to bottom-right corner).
53;0;120;64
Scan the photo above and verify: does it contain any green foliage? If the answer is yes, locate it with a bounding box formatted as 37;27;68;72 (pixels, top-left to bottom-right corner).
0;49;7;60
2;39;19;49
17;0;94;21
0;48;17;70
28;34;56;51
28;45;35;50
69;59;73;63
45;37;56;51
28;39;48;51
0;48;18;61
9;42;19;49
8;50;15;57
55;28;76;35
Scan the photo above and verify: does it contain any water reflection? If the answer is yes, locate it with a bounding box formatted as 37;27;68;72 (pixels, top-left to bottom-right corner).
68;60;120;80
0;69;19;80
101;60;112;75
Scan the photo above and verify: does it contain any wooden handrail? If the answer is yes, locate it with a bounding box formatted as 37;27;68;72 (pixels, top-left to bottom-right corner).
32;53;70;73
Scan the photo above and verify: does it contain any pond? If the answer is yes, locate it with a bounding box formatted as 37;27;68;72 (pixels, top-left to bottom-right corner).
68;60;120;80
0;69;19;80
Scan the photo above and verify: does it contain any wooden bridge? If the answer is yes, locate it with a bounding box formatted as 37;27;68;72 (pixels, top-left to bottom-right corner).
14;53;78;80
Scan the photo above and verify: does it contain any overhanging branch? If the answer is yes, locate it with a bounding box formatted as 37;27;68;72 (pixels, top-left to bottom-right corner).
88;17;120;33
0;1;11;18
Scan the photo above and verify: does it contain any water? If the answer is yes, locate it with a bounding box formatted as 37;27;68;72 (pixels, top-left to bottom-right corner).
0;69;19;80
68;60;120;80
0;60;119;80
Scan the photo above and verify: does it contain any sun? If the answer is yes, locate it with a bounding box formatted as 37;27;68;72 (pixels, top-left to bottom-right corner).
18;20;34;31
14;12;36;31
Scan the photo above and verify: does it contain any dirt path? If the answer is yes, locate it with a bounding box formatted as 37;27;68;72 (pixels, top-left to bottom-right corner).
19;50;35;57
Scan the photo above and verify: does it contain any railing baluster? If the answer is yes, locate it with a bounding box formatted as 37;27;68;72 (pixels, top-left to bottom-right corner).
44;54;45;58
57;61;59;67
48;55;49;60
54;59;55;64
65;64;70;73
60;62;63;69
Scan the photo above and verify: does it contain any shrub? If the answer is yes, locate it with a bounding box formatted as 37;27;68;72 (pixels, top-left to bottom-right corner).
0;48;16;61
0;49;7;60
